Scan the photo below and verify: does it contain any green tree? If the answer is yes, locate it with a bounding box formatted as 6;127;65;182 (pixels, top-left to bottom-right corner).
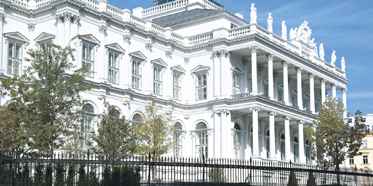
305;96;366;185
0;106;19;149
1;39;92;154
209;168;227;183
133;99;174;182
287;171;298;186
306;172;316;186
89;104;134;159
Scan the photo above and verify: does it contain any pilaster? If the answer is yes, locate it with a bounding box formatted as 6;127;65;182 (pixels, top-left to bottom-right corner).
213;51;220;97
251;46;258;95
296;68;303;109
267;54;275;100
250;107;260;158
282;61;290;105
309;73;315;113
284;116;291;161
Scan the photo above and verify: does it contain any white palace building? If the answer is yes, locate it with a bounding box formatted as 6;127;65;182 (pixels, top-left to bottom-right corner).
0;0;349;166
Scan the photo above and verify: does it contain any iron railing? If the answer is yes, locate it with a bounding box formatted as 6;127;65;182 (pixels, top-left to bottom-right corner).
1;150;373;185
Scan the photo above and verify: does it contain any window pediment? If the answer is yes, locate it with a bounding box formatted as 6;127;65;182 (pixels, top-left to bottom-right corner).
171;65;186;73
191;65;210;74
80;34;100;45
34;32;55;43
151;58;167;67
106;43;125;54
4;32;30;43
130;51;147;60
231;66;243;74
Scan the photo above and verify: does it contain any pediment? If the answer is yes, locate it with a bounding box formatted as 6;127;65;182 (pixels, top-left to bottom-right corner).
171;65;186;73
34;32;55;43
106;43;125;54
191;65;210;73
80;34;101;45
4;32;30;43
130;51;147;60
231;66;243;73
151;58;167;67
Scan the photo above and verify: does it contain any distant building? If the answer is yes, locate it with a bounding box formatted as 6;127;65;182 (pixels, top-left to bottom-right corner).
0;0;349;167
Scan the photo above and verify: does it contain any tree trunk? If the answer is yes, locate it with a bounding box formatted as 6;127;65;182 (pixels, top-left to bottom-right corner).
336;163;340;185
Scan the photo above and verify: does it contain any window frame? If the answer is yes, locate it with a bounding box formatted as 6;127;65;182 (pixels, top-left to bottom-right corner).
81;104;96;149
362;141;367;149
293;136;299;163
233;123;241;159
173;122;184;158
153;65;163;96
173;72;182;100
108;50;120;84
363;155;368;164
194;122;209;158
82;42;95;78
7;40;23;76
195;73;207;101
131;58;143;90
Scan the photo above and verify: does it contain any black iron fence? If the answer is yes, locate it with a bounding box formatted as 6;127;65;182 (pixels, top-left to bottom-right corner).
1;150;373;186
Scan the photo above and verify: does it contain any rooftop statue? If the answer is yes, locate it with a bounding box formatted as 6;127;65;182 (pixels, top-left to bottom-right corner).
297;21;312;44
267;13;273;32
250;3;257;23
289;27;297;41
319;43;325;60
281;21;287;40
331;50;336;66
341;57;345;71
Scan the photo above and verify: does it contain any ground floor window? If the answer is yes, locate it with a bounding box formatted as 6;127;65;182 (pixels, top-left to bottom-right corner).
363;155;368;164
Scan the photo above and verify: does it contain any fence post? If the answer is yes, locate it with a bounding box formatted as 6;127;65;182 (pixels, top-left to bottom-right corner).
148;152;151;186
202;154;205;185
87;149;90;184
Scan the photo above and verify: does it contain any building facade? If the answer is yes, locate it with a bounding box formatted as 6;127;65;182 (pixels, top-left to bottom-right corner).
0;0;349;165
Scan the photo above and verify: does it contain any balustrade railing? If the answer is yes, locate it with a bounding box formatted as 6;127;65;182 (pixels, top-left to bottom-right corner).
130;14;146;29
106;4;123;19
142;0;189;17
228;26;250;38
151;24;166;37
189;32;213;45
201;0;223;9
5;0;29;7
231;93;251;99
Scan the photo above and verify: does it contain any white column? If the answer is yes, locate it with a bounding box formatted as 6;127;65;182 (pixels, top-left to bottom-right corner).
267;54;275;100
284;116;291;161
225;111;232;158
320;79;326;103
123;34;131;88
243;115;250;159
282;61;290;104
251;107;260;158
99;26;107;82
298;121;305;163
0;14;4;74
213;51;220;97
145;42;152;94
71;16;80;67
213;111;221;158
56;15;64;46
164;51;172;99
342;89;347;118
309;73;315;113
251;46;258;95
296;68;303;109
243;59;249;93
64;13;71;47
331;83;337;98
221;50;229;97
269;112;276;160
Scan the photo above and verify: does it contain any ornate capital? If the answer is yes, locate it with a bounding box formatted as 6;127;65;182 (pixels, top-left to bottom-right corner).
282;61;289;67
250;46;258;53
308;73;315;78
165;50;172;58
298;120;305;125
72;15;80;24
0;13;4;22
55;14;64;23
63;12;72;22
342;88;347;93
220;50;230;58
283;116;291;120
268;111;276;116
184;57;190;65
266;53;275;60
28;24;35;32
330;83;336;88
123;34;131;43
145;43;152;50
295;67;302;73
250;107;260;112
213;51;220;58
99;25;107;34
319;78;325;83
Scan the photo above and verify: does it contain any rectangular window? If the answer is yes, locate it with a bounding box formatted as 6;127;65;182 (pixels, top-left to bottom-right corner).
232;73;240;95
132;60;142;90
278;90;283;102
81;115;93;148
174;132;182;158
363;155;368;164
153;67;162;95
82;43;94;77
108;51;119;84
291;95;297;106
303;99;310;110
349;157;354;165
264;85;268;97
196;74;207;100
173;73;181;100
8;42;22;75
196;131;208;158
348;118;352;123
362;141;367;149
362;118;366;122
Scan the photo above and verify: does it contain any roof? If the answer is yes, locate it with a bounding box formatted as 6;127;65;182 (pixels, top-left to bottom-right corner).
151;9;224;27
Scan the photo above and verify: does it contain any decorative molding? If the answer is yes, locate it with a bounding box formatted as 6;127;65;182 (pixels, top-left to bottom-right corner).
283;116;291;120
3;32;30;43
63;12;72;22
184;57;190;65
106;43;126;54
171;65;186;73
191;65;210;74
281;61;289;67
220;50;230;58
123;34;131;43
145;43;152;50
184;114;190;120
295;67;302;73
151;58;168;67
266;53;275;60
341;88;347;93
28;24;35;32
80;34;101;45
0;13;4;21
319;78;325;83
165;50;172;58
268;111;276;116
250;46;258;53
129;51;147;60
34;32;55;43
72;15;80;24
55;14;64;23
213;51;220;58
308;73;315;78
249;107;260;112
330;83;336;88
99;25;107;34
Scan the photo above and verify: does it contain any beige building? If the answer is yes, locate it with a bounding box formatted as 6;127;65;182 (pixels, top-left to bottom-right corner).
349;131;373;172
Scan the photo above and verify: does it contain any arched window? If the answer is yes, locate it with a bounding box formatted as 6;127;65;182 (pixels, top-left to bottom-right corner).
233;123;241;159
82;104;94;148
293;137;299;163
280;133;285;161
305;139;311;164
266;130;270;159
196;122;208;158
174;122;183;158
132;113;142;124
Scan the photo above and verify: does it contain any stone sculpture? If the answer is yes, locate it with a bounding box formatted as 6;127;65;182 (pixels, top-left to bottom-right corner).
289;27;297;41
341;57;345;71
331;50;336;65
281;21;287;40
250;3;257;23
319;43;325;60
267;13;273;32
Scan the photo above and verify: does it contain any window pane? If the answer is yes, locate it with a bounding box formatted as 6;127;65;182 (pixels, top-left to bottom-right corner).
8;43;14;57
15;44;21;59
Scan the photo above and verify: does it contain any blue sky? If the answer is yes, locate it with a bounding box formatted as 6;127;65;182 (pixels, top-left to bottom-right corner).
108;0;373;115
